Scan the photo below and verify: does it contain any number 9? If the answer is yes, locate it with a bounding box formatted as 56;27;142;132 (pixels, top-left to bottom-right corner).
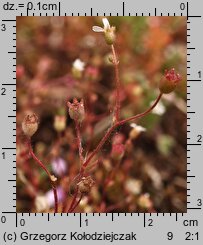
167;232;173;240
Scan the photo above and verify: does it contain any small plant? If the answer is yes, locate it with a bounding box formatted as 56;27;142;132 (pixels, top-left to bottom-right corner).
22;18;182;213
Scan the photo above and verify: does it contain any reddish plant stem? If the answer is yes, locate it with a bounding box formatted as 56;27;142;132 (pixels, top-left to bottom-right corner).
69;194;83;213
105;200;125;212
111;45;120;123
68;186;79;212
52;185;58;213
27;140;59;213
82;124;118;168
100;159;121;209
105;159;120;187
28;141;52;179
82;93;162;168
75;121;84;163
118;93;163;126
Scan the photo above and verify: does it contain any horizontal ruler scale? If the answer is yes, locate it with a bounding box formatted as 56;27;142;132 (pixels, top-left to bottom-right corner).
0;0;203;244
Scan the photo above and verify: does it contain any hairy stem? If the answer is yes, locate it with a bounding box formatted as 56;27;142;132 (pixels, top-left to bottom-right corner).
27;140;58;213
52;185;58;213
118;93;163;125
111;45;120;122
69;194;83;213
75;121;84;163
100;159;121;208
82;93;162;168
82;123;118;168
68;186;79;212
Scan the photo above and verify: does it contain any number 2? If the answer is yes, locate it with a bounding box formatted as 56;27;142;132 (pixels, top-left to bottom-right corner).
1;88;6;95
197;135;202;143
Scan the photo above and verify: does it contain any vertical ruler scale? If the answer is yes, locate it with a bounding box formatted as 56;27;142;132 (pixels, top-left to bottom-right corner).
0;0;203;244
186;2;203;211
1;17;17;211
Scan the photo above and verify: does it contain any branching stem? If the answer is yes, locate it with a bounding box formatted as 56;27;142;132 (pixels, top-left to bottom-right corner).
82;93;162;169
27;140;58;213
111;45;120;123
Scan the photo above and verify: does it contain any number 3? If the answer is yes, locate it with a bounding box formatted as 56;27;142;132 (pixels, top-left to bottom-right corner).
1;24;6;31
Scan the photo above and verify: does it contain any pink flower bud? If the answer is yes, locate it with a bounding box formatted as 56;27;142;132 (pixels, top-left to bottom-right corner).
22;113;39;137
16;65;25;79
85;66;99;81
159;68;182;94
67;98;85;123
111;143;125;161
112;133;125;145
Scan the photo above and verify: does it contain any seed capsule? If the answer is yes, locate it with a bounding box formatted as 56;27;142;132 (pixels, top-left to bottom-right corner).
77;176;95;195
67;98;85;123
159;68;182;94
22;113;39;137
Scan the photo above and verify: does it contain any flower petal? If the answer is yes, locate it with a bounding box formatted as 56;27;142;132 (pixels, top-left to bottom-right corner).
92;26;104;32
130;123;146;132
73;59;85;71
151;101;166;115
102;18;110;30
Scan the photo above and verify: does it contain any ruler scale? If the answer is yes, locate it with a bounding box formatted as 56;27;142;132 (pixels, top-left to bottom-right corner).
0;0;203;244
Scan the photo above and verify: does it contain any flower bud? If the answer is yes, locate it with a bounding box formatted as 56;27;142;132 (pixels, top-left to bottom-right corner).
159;68;182;94
92;18;116;45
22;113;39;137
50;175;57;182
108;55;114;63
85;66;99;81
67;98;85;123
16;65;25;79
129;123;146;140
111;143;125;161
138;193;153;210
54;115;66;132
104;27;116;45
77;176;95;195
45;187;65;208
51;157;67;177
72;59;85;79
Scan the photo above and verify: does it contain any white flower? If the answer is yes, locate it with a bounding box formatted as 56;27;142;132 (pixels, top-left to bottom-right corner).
130;123;146;132
35;195;48;212
125;179;142;195
92;18;110;32
73;59;85;72
92;18;116;45
151;100;166;115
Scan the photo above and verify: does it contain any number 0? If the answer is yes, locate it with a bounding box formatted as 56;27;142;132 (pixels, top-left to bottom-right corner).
180;3;185;10
1;216;6;223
